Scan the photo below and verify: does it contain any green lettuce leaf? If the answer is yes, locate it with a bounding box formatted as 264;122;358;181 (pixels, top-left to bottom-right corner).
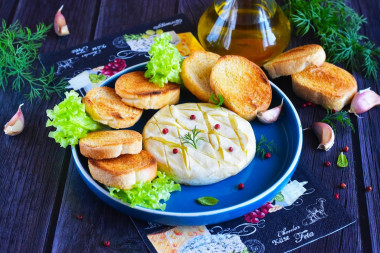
46;90;103;148
108;171;181;210
144;33;183;87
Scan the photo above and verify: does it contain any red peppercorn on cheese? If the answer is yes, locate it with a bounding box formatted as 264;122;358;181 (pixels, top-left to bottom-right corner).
143;103;256;185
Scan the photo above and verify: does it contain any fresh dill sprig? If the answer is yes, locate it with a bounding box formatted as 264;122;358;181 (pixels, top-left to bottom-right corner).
0;20;66;102
179;126;206;149
284;0;380;79
210;94;224;107
256;135;278;159
124;33;144;42
321;109;355;133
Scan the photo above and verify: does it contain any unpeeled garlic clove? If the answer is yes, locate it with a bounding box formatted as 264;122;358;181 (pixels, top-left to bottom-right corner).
257;99;283;124
311;122;335;151
54;5;70;36
349;88;380;116
4;104;25;136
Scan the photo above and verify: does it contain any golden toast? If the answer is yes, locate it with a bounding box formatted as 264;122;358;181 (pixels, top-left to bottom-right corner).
263;44;326;78
115;71;180;109
83;86;143;129
210;55;272;121
292;62;357;110
88;150;157;190
181;51;220;102
79;130;142;159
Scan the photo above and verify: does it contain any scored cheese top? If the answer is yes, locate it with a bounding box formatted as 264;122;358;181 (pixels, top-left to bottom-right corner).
143;103;256;185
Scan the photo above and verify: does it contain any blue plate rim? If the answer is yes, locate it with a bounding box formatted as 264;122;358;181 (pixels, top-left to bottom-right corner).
72;62;303;217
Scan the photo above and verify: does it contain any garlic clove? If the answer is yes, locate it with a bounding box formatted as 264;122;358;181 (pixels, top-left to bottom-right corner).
349;88;380;116
54;5;70;36
4;104;25;136
257;99;283;124
311;122;335;151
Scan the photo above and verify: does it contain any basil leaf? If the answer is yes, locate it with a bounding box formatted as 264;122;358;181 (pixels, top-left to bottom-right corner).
273;192;284;202
196;196;219;206
337;152;348;168
89;73;106;83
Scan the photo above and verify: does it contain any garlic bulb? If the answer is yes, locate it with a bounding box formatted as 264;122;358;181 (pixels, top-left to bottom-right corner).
54;5;70;36
257;99;283;124
4;104;25;136
311;122;335;151
349;88;380;116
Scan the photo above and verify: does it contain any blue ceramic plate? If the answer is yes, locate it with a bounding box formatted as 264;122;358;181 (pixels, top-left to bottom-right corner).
72;62;302;226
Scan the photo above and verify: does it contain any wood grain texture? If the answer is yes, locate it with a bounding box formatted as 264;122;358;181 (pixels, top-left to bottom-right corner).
0;0;100;252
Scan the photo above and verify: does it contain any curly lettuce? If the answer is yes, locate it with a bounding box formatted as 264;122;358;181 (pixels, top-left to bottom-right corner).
144;33;183;87
46;90;103;148
108;171;181;210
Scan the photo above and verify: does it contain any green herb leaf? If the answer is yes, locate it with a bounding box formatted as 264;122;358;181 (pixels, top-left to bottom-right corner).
273;192;285;202
46;90;103;148
284;0;380;79
108;171;181;210
89;73;106;83
210;94;224;107
144;33;183;87
337;152;348;168
321;109;355;133
0;20;66;101
256;134;278;159
179;126;206;149
123;33;144;42
196;196;219;206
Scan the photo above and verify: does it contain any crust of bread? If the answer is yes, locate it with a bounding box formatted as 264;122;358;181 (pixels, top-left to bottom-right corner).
263;44;326;78
292;62;357;110
88;150;157;190
115;71;180;109
79;130;142;159
83;86;143;129
210;55;272;121
181;51;220;102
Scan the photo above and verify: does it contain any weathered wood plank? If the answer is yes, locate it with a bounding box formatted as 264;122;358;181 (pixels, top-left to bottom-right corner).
0;0;100;252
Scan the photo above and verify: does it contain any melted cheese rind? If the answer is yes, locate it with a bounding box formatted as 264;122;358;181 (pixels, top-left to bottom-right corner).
143;103;256;185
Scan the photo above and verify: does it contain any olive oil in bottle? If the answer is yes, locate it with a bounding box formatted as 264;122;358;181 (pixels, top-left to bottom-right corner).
198;0;291;66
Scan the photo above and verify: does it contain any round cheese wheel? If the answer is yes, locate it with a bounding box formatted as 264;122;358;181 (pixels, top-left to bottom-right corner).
142;103;256;185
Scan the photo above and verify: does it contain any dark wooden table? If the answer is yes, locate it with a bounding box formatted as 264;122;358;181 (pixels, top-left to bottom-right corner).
1;0;379;252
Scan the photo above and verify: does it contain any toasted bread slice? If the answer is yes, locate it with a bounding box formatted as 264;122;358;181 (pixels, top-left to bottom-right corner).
263;44;326;78
83;86;143;129
210;55;272;121
88;150;157;190
115;71;180;109
79;130;142;159
292;62;357;110
181;51;220;102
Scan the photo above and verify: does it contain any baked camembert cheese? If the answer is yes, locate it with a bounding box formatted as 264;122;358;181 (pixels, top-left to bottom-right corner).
143;103;256;185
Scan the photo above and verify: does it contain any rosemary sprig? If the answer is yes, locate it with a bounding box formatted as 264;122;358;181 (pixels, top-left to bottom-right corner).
321;109;355;133
256;135;278;159
179;126;206;149
0;20;66;102
284;0;380;79
210;94;224;107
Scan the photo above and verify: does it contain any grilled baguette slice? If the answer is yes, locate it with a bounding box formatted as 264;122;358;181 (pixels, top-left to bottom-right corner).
115;71;180;109
210;55;272;121
181;51;220;102
83;86;143;129
88;150;157;190
263;44;326;78
292;62;357;110
79;130;142;159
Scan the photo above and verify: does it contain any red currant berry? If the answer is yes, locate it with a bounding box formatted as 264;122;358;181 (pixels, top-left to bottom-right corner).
265;153;271;159
307;102;312;106
301;104;307;108
254;209;261;214
214;124;220;129
340;183;347;189
334;193;340;199
252;217;259;224
190;115;196;120
228;147;233;152
250;212;257;218
325;161;331;167
366;186;373;192
162;128;169;134
238;183;244;190
173;148;178;154
103;240;110;247
343;146;349;152
332;109;337;113
76;214;83;220
261;208;269;214
257;212;265;219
